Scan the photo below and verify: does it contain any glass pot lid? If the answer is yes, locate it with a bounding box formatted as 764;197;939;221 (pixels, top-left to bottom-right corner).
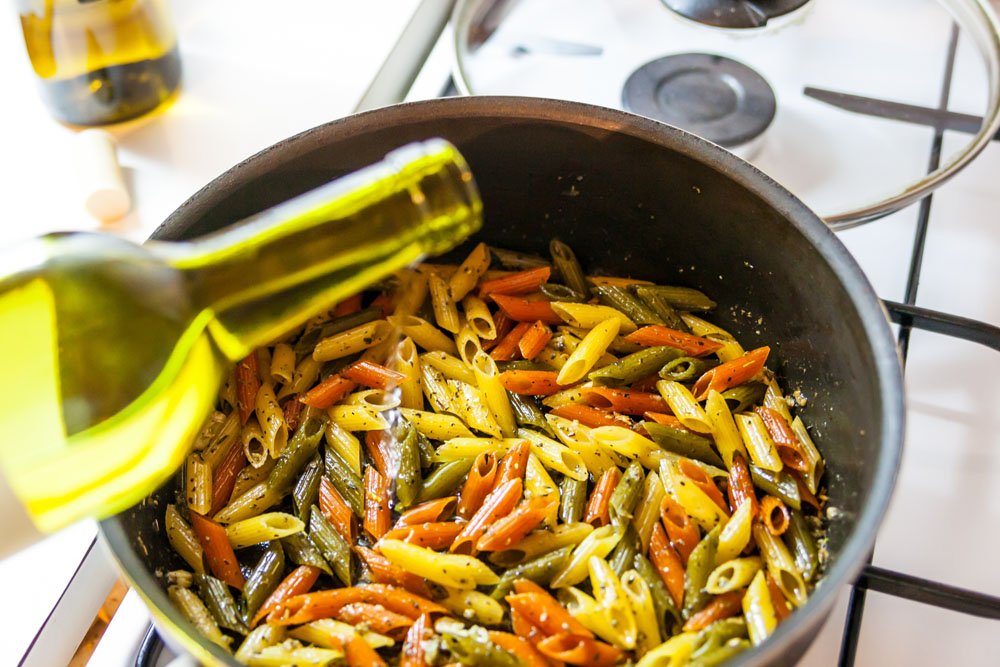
452;0;1000;229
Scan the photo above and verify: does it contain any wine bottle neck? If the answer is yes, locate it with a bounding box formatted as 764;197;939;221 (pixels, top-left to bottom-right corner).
156;140;481;361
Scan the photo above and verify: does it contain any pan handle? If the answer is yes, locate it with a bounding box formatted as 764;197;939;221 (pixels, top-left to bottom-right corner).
882;300;1000;352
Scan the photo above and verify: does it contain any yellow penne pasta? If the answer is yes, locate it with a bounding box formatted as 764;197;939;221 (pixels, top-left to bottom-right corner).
393;268;429;316
763;377;795;423
656;380;713;434
632;471;666;553
705;556;763;594
235;624;285;663
660;459;728;532
191;410;227;452
359;336;395;365
388;314;458;355
635;632;699;667
255;382;288;458
621;568;662;654
461;294;497;340
589;556;638;649
245;645;342;666
752;523;808;607
230;458;276;501
558;586;632;650
213;481;281;524
242;417;268;469
472;352;517;438
557;317;621;385
269;343;295;384
420;362;454;413
541;385;590;409
705;389;749;469
420;350;477;385
536;345;570;369
185;453;212;515
377;539;499;589
735;413;783;472
680;313;745;362
551;301;637;334
434;437;512;462
489;521;595;567
716;498;754;564
591;426;664;470
219;370;238;412
516;428;589;481
546;414;621;475
455;318;483;366
550;524;622;588
448;241;490;302
792;416;825;494
328;404;389;431
428;272;461;333
289;619;394;650
343;388;400;412
437;587;506;625
313;319;392;362
447;379;503;438
742;570;778;646
551;330;583;353
168;585;230;650
226;512;304;549
524;454;559;527
400;408;475;439
324;421;362;477
165;504;205;574
390;337;423;411
277;355;321;400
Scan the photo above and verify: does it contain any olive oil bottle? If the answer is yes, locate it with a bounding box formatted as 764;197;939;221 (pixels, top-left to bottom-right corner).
17;0;182;125
0;140;481;538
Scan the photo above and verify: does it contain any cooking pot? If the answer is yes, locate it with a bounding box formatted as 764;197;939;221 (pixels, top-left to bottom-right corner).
100;96;905;666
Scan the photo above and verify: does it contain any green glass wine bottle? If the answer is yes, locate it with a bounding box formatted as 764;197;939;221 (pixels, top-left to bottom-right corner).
0;139;481;536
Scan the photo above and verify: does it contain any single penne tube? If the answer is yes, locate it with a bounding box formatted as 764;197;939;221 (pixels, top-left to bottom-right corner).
516;428;589;481
660;459;728;532
225;512;304;549
213;481;281;524
219;370;238;413
550;524;622;588
591;426;664;470
245;645;342;665
343;388;401;412
255;382;288;458
447;379;504;438
420;350;477;385
378;539;499;589
472;352;517;438
588;556;639;650
634;632;699;667
448;242;491;302
328;404;389;431
230;458;276;501
656;380;713;434
763;376;795;422
546;414;620;475
705;556;764;594
550;301;637;333
735;413;783;472
428;272;461;333
489;521;594;568
716;497;754;563
620;568;662;654
541;384;590;409
791;416;825;494
437;587;506;626
276;355;321;400
400;408;475;439
313;319;392;361
168;586;230;651
680;313;746;362
454;319;483;366
185;453;212;515
390;337;423;411
165;504;205;574
241;417;268;469
632;471;666;554
705;389;750;469
752;523;808;607
420;362;455;413
200;411;240;470
557;317;621;385
557;585;630;650
191;410;227;452
256;347;272;383
269;343;296;384
434;437;513;462
461;294;497;340
235;624;285;663
393;268;429;316
289;619;394;650
742;569;778;646
523;453;559;526
324;421;361;477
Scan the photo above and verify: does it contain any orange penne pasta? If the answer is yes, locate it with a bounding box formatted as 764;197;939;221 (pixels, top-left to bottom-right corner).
583;466;621;528
345;634;389;667
209;439;246;516
343;359;409;390
659;495;700;566
580;386;669;415
396;496;458;527
727;453;759;519
536;634;623;667
490;321;532;361
319;476;357;543
270;584;446;625
760;495;791;536
488;630;551;667
300;374;358;409
336;602;413;639
492;294;563;324
364;467;392;540
630;374;661;393
506;591;593;638
282;395;303;432
649;523;685;608
482;310;514;351
678;459;730;515
498;370;564;396
766;572;793;622
691;346;770;400
332;293;363;317
381;522;464;550
400;614;432;667
493;440;531;490
365;430;393;479
682;590;744;631
355;546;432;597
477;495;559;551
188;511;245;590
643;411;688;430
478;267;551;299
457;451;499;519
251;565;321;627
756;407;809;472
236;351;261;424
551;403;629;428
370;291;395;317
517;320;554;360
623;325;724;357
510;607;546;645
450;478;523;555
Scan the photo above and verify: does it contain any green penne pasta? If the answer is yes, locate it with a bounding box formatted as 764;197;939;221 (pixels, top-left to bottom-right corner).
643;421;725;469
559;475;587;525
323;446;364;518
291;455;323;524
308;506;352;586
658;356;719;382
194;573;249;635
588;346;683;386
632;285;690;331
683;525;720;619
549;238;590;295
491;545;575;600
640;285;717;311
242;542;284;624
281;532;332;576
592;284;664;325
416;457;476;503
609;460;645;530
266;417;325;494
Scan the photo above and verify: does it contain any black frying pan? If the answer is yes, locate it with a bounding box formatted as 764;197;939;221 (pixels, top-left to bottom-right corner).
100;96;905;666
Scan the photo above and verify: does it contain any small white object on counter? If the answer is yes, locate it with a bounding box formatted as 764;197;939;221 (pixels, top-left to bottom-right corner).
75;129;131;223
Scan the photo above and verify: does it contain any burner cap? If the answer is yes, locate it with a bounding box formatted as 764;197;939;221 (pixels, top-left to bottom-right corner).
622;53;776;150
661;0;813;29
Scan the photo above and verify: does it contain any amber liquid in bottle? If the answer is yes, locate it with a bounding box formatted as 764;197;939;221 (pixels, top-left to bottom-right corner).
18;0;181;125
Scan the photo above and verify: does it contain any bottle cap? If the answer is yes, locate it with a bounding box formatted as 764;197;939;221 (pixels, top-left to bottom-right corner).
74;129;131;222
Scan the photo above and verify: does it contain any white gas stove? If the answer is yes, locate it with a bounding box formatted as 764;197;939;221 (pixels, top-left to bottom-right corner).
2;1;999;666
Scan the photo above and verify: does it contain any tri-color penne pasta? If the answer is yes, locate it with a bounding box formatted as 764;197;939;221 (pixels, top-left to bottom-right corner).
166;239;826;665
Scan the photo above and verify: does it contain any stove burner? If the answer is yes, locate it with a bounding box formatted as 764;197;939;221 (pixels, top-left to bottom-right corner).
622;53;776;153
661;0;813;29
